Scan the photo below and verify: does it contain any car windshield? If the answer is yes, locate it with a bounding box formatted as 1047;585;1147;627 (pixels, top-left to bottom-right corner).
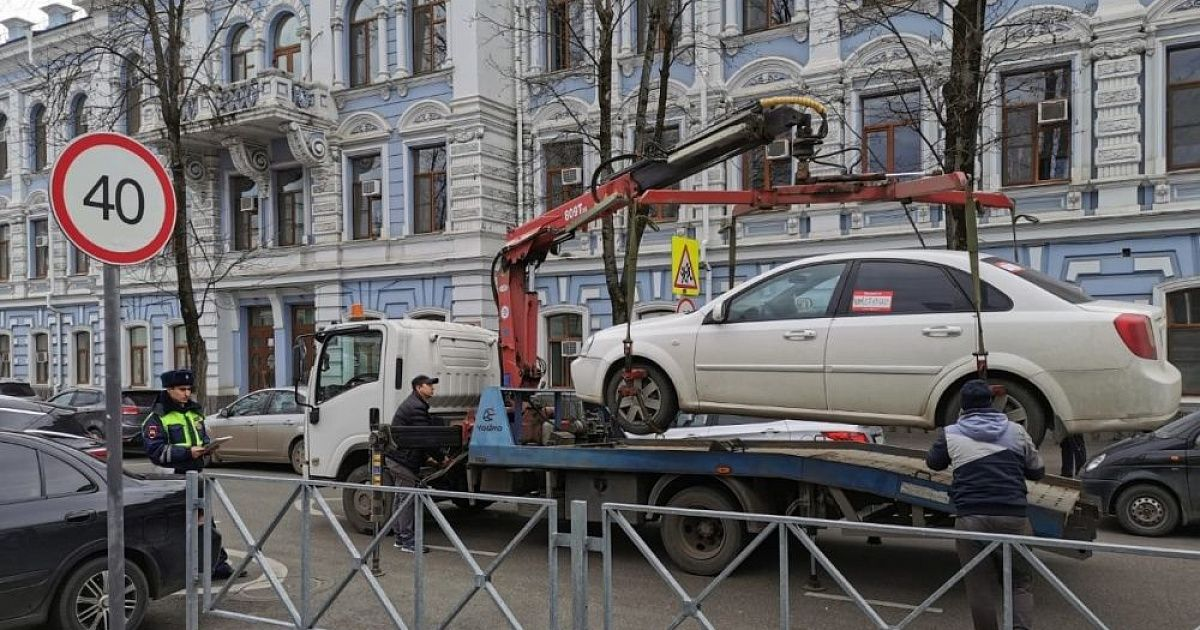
0;382;36;397
1153;411;1200;439
984;257;1094;304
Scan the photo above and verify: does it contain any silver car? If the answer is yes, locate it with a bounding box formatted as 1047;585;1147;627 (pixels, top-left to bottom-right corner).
207;388;307;474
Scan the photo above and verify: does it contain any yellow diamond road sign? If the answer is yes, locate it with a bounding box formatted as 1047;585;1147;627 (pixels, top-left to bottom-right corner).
671;235;700;297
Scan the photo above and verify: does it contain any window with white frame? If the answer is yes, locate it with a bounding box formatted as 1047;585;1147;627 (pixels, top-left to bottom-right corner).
413;0;448;74
861;91;920;175
743;0;790;34
546;312;582;387
742;138;793;189
637;122;681;221
128;326;148;387
273;14;301;75
172;324;189;370
230;26;255;82
0;334;10;378
0;114;7;177
544;140;584;211
0;224;9;282
275;168;305;246
548;0;585;71
30;105;48;172
1168;44;1200;171
74;331;90;385
30;219;48;280
125;56;142;134
637;0;682;53
71;244;89;276
32;332;49;385
349;0;376;86
1001;65;1070;186
231;175;260;251
70;94;88;138
412;145;447;234
349;154;383;239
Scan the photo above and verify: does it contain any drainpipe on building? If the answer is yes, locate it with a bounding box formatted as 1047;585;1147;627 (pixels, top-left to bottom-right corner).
697;61;712;303
513;0;527;224
46;215;63;395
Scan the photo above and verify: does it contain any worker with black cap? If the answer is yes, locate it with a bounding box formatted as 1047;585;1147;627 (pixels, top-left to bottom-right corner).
142;369;242;580
386;374;448;553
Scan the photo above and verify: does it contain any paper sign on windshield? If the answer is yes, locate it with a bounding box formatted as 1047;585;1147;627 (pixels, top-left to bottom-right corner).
851;290;893;313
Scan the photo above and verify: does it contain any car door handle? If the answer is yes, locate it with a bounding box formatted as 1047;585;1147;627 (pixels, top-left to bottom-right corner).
783;330;817;341
64;510;96;523
922;325;962;337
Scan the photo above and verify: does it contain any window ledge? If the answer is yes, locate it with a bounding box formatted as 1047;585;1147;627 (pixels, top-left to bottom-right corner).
721;19;809;56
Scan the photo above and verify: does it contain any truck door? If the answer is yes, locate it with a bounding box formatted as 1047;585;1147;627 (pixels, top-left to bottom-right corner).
307;327;385;478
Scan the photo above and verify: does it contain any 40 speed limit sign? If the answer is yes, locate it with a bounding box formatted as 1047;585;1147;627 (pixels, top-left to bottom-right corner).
50;132;176;265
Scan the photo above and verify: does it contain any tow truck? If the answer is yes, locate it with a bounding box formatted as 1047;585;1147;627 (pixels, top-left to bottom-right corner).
300;96;1097;575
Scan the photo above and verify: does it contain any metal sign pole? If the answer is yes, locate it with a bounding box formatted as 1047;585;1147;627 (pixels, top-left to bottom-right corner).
103;263;126;630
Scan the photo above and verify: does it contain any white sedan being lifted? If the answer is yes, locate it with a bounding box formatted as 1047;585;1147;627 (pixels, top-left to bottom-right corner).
571;250;1182;444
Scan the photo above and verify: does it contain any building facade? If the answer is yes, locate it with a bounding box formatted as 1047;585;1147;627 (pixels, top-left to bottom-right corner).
0;0;1198;402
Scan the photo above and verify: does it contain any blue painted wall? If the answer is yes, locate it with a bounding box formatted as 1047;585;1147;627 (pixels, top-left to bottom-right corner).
340;276;455;316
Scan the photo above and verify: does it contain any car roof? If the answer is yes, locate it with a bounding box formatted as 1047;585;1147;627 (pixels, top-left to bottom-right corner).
0;394;55;412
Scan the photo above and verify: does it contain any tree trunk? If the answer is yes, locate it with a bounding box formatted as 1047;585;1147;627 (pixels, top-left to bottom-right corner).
941;0;985;251
596;0;627;324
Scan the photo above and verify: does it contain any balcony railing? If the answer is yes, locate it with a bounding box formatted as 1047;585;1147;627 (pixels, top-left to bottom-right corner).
181;71;335;129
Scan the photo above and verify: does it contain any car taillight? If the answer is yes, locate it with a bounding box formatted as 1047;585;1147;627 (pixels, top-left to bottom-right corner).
84;447;108;461
1114;313;1157;360
121;405;140;416
821;431;869;443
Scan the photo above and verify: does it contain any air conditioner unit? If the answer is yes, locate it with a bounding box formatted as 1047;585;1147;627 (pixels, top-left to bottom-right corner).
239;196;258;213
1037;99;1069;124
34;236;48;248
37;352;48;363
560;340;581;358
361;179;382;197
849;211;863;230
766;139;791;160
560;167;583;186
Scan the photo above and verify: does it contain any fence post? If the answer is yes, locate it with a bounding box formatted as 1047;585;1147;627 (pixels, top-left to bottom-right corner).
369;407;385;577
571;500;589;630
1003;543;1013;630
185;471;198;630
300;482;311;628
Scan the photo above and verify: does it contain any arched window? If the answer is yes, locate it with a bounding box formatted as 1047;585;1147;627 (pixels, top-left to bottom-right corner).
32;332;49;385
124;57;142;134
71;95;88;138
74;331;91;385
0;114;7;177
349;0;375;87
128;326;149;387
273;14;301;75
230;26;255;82
30;105;47;172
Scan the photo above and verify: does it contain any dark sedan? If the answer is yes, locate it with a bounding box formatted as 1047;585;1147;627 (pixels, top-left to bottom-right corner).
1081;410;1200;536
45;388;160;446
0;431;188;630
0;395;102;438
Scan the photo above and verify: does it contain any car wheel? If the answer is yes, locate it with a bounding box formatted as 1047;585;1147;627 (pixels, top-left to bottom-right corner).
1115;483;1180;537
660;486;745;576
939;378;1048;446
289;439;305;475
54;557;149;630
342;464;394;535
605;362;678;435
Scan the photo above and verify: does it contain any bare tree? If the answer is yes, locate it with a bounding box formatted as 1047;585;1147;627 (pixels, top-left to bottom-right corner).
27;0;241;401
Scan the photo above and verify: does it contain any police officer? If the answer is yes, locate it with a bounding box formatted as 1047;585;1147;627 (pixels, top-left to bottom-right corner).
142;369;242;580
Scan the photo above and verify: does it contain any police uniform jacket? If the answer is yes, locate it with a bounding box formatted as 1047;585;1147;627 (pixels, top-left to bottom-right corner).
142;394;211;473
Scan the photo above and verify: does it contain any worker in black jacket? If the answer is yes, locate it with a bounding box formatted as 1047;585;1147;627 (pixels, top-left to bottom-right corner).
386;374;447;553
926;380;1045;630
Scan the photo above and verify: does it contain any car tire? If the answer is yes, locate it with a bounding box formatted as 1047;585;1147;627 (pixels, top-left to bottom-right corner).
939;378;1048;447
605;361;678;435
1115;483;1180;537
660;486;745;577
343;464;394;535
289;439;305;476
54;557;149;630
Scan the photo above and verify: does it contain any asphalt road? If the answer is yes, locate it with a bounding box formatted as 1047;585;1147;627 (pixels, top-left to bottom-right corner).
127;432;1200;629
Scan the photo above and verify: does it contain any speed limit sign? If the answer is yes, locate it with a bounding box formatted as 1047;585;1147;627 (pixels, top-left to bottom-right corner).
50;132;176;265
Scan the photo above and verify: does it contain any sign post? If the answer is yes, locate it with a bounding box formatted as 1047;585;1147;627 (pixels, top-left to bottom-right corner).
51;132;177;630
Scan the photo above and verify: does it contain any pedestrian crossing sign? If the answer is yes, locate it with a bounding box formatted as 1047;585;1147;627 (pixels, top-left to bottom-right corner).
671;236;701;296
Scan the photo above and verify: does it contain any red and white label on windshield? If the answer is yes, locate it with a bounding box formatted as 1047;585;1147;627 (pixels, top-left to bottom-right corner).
851;290;894;313
992;261;1024;273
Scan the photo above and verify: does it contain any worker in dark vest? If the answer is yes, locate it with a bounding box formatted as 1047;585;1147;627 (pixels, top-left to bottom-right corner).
142;369;242;580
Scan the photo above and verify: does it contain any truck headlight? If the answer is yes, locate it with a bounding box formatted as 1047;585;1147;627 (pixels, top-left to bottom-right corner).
1083;453;1106;473
580;335;595;356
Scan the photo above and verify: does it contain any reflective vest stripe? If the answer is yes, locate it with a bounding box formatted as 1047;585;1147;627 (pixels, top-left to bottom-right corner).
159;411;202;447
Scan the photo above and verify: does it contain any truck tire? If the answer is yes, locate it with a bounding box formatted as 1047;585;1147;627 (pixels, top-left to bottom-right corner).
939;378;1048;446
660;486;745;576
1115;483;1180;537
343;464;393;535
605;361;678;435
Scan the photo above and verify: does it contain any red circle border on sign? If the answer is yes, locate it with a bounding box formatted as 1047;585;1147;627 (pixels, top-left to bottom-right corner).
50;132;177;266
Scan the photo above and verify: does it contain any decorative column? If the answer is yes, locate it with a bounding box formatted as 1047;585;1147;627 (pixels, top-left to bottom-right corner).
298;25;311;79
331;16;345;89
680;0;694;48
620;2;633;54
806;0;840;71
393;1;410;79
722;0;738;37
375;4;391;82
528;0;544;74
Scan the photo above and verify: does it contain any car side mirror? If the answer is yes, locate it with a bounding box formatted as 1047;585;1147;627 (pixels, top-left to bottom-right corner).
706;301;728;324
218;407;230;418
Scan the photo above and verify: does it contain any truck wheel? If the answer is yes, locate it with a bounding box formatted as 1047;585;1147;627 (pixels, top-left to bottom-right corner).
1115;483;1180;537
605;362;678;435
342;464;393;535
660;486;745;576
54;557;149;630
939;378;1048;446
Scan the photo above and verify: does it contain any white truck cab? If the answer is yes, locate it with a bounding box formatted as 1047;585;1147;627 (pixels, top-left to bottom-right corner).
303;317;499;481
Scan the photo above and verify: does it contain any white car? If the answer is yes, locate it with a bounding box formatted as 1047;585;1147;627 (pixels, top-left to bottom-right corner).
626;412;885;444
207;387;307;474
572;250;1182;444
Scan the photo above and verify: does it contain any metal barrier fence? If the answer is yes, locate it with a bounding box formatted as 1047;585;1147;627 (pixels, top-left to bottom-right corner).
186;472;1200;630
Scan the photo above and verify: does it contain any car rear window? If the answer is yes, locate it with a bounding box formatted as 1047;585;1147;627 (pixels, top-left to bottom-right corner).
984;257;1093;304
0;382;36;397
123;391;159;407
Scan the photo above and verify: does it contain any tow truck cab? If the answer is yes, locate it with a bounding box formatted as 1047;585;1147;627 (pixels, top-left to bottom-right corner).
303;318;499;480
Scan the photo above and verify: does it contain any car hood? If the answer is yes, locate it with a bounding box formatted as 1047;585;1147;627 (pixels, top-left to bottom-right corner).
1087;432;1187;469
591;311;702;340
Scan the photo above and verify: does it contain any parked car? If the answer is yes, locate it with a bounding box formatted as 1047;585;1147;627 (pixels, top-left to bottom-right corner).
572;251;1182;446
20;429;110;461
207;387;307;474
625;412;885;444
0;379;40;401
46;387;161;447
0;395;103;439
1081;410;1200;537
0;431;188;629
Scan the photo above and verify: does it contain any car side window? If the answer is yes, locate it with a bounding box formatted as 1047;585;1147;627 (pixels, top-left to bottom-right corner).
77;391;102;406
843;261;972;315
42;453;96;496
48;392;74;405
228;393;268;417
267;392;300;415
712;415;777;426
0;443;42;503
947;269;1014;312
725;263;847;324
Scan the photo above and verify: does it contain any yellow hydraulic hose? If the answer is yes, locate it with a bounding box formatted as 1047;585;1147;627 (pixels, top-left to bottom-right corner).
757;96;826;116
